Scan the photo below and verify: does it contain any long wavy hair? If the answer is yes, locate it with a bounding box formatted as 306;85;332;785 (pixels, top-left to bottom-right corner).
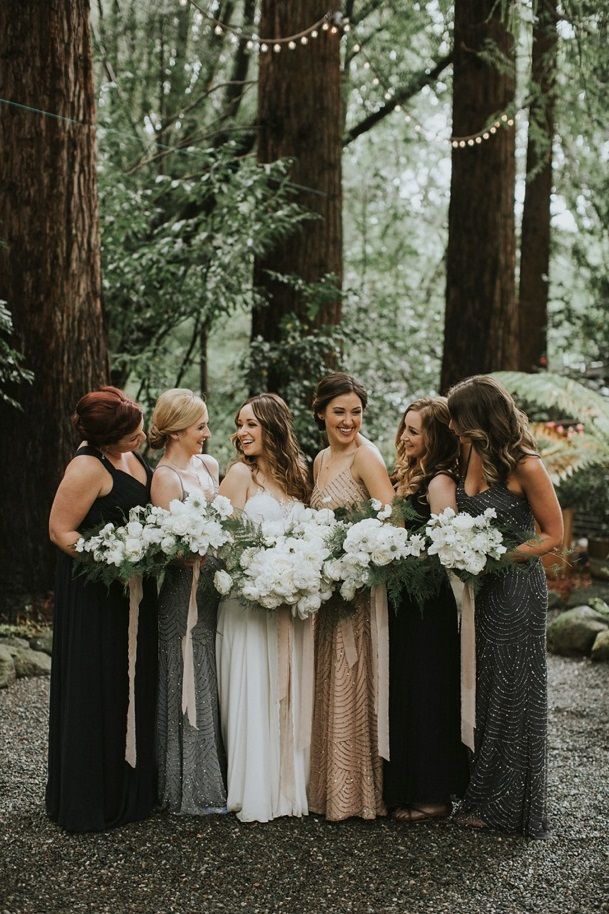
446;375;538;486
394;397;459;497
232;393;311;502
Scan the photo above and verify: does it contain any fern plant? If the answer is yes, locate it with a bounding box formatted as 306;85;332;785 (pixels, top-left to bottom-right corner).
492;371;609;483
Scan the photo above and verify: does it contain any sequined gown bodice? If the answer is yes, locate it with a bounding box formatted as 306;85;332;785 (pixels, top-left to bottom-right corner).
456;481;548;837
156;458;227;815
308;456;386;821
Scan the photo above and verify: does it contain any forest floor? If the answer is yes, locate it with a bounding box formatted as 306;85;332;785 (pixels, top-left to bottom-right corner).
1;655;608;914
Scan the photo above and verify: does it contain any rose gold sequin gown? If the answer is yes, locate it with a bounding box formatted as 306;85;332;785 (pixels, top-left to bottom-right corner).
308;462;386;820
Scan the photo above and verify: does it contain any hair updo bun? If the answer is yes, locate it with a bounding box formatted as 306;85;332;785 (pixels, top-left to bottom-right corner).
71;386;143;447
148;388;206;449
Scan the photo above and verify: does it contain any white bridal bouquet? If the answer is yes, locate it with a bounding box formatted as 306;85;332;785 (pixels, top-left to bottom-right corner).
215;504;339;618
74;491;234;584
425;506;508;578
323;500;428;604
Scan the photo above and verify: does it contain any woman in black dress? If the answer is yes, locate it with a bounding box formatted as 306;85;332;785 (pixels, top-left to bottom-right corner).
47;386;158;832
447;376;563;836
384;397;469;822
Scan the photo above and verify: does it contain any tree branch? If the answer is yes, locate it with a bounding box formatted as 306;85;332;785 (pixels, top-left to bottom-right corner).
343;52;453;145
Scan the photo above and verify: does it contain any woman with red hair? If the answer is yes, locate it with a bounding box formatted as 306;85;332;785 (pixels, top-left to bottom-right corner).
47;386;158;832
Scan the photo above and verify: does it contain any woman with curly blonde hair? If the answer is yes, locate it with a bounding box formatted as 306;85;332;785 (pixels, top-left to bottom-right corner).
216;393;312;822
383;397;469;823
447;375;563;837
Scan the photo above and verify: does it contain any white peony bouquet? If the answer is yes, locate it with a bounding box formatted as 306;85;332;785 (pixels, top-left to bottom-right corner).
74;492;235;584
215;503;339;618
425;506;508;577
323;504;427;602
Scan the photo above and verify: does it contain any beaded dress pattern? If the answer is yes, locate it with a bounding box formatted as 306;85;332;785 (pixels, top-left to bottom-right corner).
156;459;227;814
456;481;548;837
308;462;386;820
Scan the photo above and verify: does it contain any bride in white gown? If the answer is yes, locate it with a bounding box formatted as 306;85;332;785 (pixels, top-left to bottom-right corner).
216;393;313;823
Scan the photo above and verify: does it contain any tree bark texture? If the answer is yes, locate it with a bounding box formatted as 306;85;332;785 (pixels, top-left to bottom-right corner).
252;1;343;392
441;0;517;392
0;0;107;609
518;0;557;372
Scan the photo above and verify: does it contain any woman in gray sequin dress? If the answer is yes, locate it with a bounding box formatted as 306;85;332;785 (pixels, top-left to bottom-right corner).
149;389;226;815
447;376;563;837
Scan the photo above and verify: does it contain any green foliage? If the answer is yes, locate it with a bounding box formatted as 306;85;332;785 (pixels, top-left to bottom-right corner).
245;312;353;458
0;301;34;410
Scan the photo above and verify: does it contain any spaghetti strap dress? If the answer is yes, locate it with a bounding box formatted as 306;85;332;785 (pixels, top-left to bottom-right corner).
308;452;386;820
456;480;548;837
46;447;158;832
383;480;469;810
155;457;227;814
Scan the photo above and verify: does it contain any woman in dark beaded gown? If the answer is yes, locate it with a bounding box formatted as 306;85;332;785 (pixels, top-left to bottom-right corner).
383;397;469;822
149;389;226;815
47;387;158;832
447;375;563;837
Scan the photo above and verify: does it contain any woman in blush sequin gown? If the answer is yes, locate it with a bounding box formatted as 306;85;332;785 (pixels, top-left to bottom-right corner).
447;375;563;837
308;373;395;821
150;389;226;815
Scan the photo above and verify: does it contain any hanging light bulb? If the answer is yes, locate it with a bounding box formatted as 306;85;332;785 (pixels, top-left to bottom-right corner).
273;43;281;52
300;35;308;44
289;40;296;49
214;24;223;36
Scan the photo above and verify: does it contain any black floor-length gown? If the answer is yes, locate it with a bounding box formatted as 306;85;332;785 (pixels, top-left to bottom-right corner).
46;447;158;832
456;481;548;837
383;482;469;810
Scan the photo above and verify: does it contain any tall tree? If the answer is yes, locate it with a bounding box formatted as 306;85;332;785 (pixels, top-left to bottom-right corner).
0;0;107;611
441;0;518;392
518;0;558;372
251;1;343;395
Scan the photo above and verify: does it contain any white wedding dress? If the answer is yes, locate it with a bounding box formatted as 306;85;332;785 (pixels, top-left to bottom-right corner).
216;491;312;823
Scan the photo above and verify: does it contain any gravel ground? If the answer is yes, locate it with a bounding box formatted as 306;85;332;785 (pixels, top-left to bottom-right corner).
1;656;608;914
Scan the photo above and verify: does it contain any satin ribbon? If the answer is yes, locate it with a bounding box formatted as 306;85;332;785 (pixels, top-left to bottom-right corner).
277;608;295;802
338;586;390;762
298;617;315;750
181;561;201;729
371;584;390;762
448;574;476;752
125;574;143;768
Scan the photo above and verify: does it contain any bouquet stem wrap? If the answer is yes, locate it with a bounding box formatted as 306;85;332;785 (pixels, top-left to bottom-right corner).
449;574;476;752
371;584;390;762
181;562;201;729
126;574;143;767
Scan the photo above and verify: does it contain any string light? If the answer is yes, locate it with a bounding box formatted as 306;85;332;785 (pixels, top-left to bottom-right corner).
348;25;518;149
176;1;348;54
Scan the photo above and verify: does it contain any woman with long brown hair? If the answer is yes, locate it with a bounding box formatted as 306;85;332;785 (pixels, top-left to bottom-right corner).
447;375;563;836
383;397;469;822
215;393;312;822
308;373;395;821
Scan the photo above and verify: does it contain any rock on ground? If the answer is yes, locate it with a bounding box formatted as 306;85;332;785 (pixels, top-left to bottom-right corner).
547;606;608;656
0;657;608;914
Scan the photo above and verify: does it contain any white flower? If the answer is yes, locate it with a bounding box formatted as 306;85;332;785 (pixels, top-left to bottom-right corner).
214;569;233;595
211;494;233;518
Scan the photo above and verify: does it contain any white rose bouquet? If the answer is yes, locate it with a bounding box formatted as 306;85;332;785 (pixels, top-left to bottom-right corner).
74;492;235;585
214;504;339;619
425;506;508;579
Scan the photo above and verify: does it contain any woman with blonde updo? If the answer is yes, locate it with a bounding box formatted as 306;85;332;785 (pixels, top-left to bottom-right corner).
383;397;468;823
150;389;227;816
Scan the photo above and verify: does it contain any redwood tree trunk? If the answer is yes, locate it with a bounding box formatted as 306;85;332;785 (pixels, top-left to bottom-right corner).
441;0;517;392
518;0;558;372
252;1;342;394
0;0;107;611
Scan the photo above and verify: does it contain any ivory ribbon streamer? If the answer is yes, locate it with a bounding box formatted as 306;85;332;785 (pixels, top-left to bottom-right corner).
371;584;390;762
449;574;476;752
339;616;358;669
277;608;295;804
181;561;201;729
125;574;143;768
297;617;315;750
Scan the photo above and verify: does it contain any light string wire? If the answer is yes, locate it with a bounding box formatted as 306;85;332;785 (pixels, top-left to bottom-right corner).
348;30;517;146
